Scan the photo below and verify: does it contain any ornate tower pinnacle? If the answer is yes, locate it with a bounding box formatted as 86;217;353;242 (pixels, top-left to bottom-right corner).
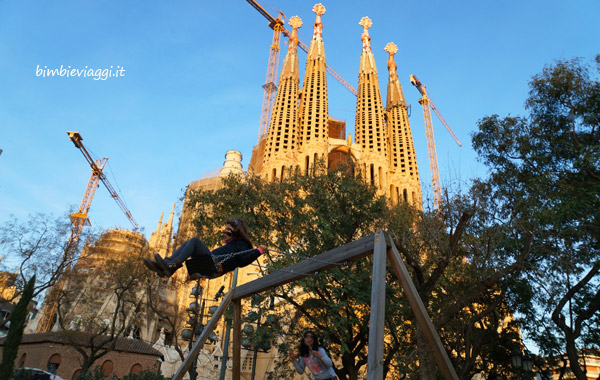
359;17;373;52
298;4;329;172
355;16;388;192
384;42;421;206
358;17;377;74
280;16;302;78
384;42;398;75
312;4;326;39
261;16;303;181
384;42;406;107
289;16;303;42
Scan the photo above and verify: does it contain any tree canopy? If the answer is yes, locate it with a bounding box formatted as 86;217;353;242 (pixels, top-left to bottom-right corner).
472;55;600;379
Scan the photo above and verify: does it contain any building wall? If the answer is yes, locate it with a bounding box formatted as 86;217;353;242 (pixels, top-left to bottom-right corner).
2;342;160;379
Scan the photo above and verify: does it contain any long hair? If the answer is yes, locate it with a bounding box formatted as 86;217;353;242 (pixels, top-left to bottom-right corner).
298;331;321;357
226;219;253;247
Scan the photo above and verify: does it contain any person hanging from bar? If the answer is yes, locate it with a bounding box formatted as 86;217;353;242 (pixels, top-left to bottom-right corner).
289;331;338;380
143;219;267;279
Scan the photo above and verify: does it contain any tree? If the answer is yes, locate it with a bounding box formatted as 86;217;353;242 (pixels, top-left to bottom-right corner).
55;230;152;375
0;212;98;328
186;168;526;380
145;271;200;380
472;56;600;380
0;275;35;380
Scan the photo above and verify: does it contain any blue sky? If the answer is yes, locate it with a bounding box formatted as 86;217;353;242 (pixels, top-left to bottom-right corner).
1;0;599;253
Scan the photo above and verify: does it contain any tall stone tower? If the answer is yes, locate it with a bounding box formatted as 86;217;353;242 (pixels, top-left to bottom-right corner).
297;3;329;175
249;5;422;207
149;203;176;257
384;42;421;206
261;16;303;182
354;17;389;193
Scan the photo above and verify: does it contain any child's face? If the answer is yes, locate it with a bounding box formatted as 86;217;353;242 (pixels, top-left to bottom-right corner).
304;333;315;346
223;223;234;237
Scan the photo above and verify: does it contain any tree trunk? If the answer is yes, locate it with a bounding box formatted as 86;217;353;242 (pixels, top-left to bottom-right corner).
341;353;360;380
415;324;438;380
565;338;587;380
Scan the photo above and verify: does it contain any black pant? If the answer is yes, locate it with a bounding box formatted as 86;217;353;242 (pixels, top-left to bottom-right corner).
168;237;211;262
169;237;260;274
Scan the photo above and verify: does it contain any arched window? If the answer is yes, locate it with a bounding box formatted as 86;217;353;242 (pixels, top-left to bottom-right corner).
101;360;113;377
47;353;61;374
18;353;26;368
72;369;82;380
130;364;143;375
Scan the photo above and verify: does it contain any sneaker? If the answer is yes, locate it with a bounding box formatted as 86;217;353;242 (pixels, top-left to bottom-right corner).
154;254;180;277
142;258;166;277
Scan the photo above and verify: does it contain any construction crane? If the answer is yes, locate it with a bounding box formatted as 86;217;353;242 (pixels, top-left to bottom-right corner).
246;0;357;142
409;75;462;210
36;132;138;332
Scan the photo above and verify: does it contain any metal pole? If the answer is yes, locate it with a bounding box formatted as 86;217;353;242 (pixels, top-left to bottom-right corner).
250;307;262;380
219;269;239;380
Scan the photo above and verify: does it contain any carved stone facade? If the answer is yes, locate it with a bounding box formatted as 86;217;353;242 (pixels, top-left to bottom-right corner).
249;9;422;207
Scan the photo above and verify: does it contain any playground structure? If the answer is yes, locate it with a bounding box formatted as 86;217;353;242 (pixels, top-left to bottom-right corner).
171;231;460;380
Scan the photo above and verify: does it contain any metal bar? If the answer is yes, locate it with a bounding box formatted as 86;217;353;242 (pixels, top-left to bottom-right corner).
429;101;462;146
218;268;240;380
366;231;387;380
171;290;234;380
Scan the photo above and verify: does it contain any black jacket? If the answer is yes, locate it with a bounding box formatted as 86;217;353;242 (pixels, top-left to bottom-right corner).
212;239;261;274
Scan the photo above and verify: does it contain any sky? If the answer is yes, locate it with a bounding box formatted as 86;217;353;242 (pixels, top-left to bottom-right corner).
1;0;599;258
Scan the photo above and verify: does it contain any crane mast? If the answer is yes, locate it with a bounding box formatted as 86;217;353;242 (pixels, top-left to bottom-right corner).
36;132;137;332
67;132;138;229
257;16;284;143
409;75;461;210
246;0;357;142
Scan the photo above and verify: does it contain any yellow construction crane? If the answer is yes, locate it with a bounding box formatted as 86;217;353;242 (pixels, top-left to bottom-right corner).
246;0;357;142
36;131;138;332
409;75;462;210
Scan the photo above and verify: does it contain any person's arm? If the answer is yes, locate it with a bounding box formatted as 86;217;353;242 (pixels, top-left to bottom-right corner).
313;347;333;368
290;352;306;374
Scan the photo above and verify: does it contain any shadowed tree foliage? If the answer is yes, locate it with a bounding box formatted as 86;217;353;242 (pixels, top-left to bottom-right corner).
472;55;600;380
0;275;35;380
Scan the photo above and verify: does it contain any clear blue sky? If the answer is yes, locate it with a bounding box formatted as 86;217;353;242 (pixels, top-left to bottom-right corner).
1;0;598;251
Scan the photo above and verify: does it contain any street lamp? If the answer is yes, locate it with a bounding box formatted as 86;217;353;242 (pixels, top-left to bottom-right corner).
511;347;536;378
511;348;523;369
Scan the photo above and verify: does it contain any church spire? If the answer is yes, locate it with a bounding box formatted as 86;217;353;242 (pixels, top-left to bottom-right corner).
384;42;406;108
155;212;164;233
354;17;388;191
166;203;175;228
384;42;421;206
298;4;329;172
262;16;303;181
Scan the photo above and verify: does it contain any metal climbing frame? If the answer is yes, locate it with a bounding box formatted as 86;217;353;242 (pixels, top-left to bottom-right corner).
171;231;459;380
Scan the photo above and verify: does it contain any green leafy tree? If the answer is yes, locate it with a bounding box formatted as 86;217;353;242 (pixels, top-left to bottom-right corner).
186;168;524;380
472;56;600;380
0;275;35;380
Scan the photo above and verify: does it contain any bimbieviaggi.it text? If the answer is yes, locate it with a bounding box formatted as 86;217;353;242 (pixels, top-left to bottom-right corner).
35;65;126;80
